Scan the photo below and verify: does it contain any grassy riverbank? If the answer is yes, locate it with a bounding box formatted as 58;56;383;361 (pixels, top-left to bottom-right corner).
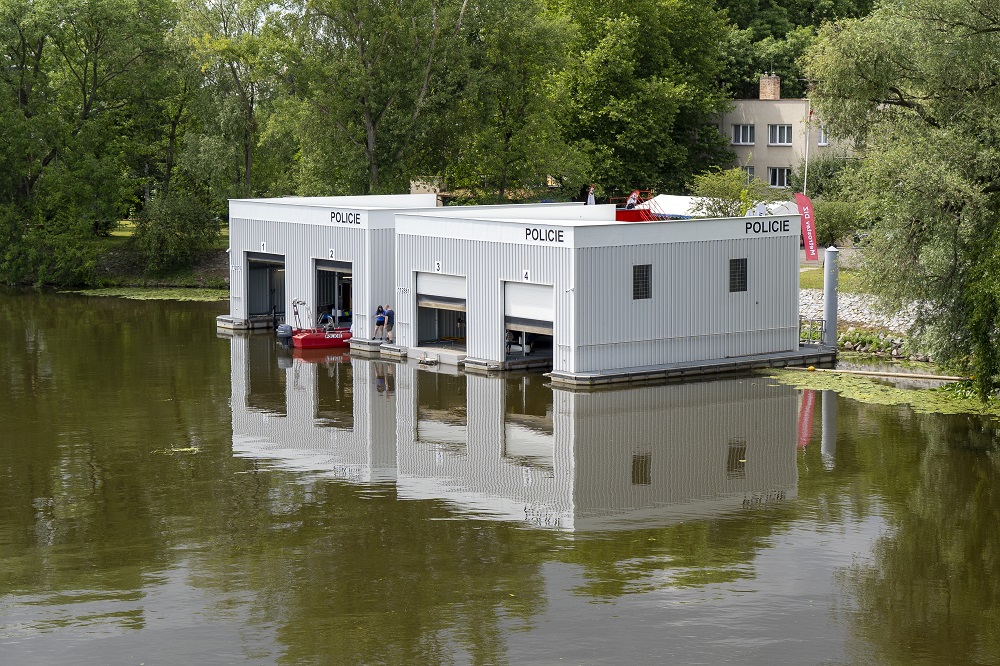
87;222;230;294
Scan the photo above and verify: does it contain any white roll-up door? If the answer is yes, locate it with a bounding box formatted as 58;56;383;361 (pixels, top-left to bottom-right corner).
416;272;466;311
504;282;553;335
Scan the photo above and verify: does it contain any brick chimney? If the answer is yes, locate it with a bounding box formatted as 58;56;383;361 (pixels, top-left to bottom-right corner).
760;73;781;100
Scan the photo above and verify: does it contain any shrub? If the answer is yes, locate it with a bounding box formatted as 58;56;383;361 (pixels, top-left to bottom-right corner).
811;199;857;246
133;193;220;272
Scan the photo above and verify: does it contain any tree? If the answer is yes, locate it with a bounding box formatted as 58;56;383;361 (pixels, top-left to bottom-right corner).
717;0;875;99
0;0;176;284
554;0;733;196
185;0;278;196
445;0;585;202
281;0;469;194
689;166;781;217
806;0;1000;396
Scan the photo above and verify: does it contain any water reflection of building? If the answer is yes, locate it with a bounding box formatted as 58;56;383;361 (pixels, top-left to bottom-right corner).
230;337;798;530
230;334;397;482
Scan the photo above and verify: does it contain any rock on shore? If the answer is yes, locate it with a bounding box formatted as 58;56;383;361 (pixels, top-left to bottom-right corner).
799;288;919;334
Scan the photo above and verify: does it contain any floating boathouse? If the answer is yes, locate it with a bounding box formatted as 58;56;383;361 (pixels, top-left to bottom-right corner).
392;204;830;385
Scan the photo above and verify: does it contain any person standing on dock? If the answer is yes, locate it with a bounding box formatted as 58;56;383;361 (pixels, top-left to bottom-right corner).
586;185;595;206
385;305;395;343
373;305;386;339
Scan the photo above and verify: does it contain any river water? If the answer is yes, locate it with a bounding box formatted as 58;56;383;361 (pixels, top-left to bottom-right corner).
1;288;998;665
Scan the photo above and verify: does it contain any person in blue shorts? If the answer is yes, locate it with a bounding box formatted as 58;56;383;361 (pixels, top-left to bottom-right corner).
373;305;386;339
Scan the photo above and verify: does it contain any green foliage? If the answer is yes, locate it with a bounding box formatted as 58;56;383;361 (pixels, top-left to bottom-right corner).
717;0;874;99
765;368;996;416
810;198;857;246
66;287;228;301
689;166;782;217
807;0;1000;399
789;153;858;198
555;0;733;195
444;0;586;201
0;0;883;286
133;192;219;272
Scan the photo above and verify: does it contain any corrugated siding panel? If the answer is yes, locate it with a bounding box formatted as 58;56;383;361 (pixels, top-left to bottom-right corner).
396;235;575;371
574;235;799;372
229;217;394;334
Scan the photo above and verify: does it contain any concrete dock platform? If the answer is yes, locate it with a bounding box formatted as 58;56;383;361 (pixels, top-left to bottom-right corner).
547;346;837;389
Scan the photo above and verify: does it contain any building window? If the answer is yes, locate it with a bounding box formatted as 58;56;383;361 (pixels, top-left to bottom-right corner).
633;264;652;300
741;165;755;183
768;124;793;145
632;452;652;485
817;124;830;146
732;124;755;145
768;167;791;188
729;258;747;293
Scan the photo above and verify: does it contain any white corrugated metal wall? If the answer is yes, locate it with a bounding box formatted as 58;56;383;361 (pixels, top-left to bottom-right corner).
228;214;394;335
395;233;575;371
574;234;799;372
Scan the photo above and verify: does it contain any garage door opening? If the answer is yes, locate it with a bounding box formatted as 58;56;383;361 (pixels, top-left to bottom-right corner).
247;252;285;323
315;259;353;328
416;272;467;348
504;282;553;359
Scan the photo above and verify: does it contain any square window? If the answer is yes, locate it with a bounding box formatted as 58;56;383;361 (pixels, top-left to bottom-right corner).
817;124;830;146
768;124;793;145
729;258;747;293
633;264;652;300
742;165;755;183
732;124;755;145
768;167;791;188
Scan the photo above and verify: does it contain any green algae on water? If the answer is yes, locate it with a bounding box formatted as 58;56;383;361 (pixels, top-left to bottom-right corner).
67;287;229;301
764;368;1000;417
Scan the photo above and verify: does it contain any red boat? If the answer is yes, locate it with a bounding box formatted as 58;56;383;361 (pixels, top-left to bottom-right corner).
291;326;353;349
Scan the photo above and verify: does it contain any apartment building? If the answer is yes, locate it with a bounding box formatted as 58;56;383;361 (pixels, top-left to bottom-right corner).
720;74;846;189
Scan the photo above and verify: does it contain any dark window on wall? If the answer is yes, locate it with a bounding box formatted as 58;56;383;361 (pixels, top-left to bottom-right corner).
729;258;748;293
633;264;652;300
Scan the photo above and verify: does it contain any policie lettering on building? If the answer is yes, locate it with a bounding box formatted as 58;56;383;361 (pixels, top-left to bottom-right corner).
745;219;790;235
526;227;564;243
331;211;362;224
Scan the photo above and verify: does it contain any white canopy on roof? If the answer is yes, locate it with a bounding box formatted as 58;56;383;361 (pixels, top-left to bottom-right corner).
636;194;798;218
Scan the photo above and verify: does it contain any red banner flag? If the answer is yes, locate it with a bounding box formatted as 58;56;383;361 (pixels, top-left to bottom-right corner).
797;389;817;449
795;193;819;261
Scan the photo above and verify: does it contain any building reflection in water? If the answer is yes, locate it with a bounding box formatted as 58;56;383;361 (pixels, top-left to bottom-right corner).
230;336;799;530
